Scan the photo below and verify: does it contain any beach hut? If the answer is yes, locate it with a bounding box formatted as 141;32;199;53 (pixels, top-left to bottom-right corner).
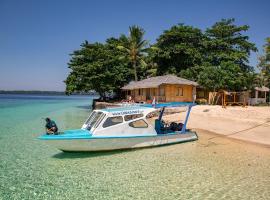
221;90;249;107
249;86;269;105
121;75;198;103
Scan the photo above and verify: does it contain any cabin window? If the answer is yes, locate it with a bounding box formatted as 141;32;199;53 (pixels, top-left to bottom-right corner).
129;119;148;128
85;111;103;130
85;111;95;125
146;111;159;118
159;86;165;96
102;116;123;128
176;87;183;96
124;114;144;121
94;113;106;128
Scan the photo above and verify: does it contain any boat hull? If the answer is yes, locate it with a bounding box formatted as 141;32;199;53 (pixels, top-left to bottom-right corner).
43;132;198;152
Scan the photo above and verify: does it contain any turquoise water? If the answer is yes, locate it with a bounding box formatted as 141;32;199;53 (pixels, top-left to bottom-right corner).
0;94;270;200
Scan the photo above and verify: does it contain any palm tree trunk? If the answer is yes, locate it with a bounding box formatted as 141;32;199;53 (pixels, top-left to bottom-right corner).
133;62;138;81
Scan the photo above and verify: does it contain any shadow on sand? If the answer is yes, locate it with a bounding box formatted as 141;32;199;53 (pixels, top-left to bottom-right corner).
52;149;133;159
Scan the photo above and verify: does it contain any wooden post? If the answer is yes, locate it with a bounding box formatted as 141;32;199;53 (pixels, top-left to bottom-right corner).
221;92;223;107
223;92;226;108
243;92;245;107
255;90;258;104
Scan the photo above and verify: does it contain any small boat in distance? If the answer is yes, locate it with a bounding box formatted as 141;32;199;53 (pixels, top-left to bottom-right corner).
39;102;198;152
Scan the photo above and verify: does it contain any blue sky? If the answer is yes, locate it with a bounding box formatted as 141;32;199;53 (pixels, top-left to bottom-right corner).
0;0;269;91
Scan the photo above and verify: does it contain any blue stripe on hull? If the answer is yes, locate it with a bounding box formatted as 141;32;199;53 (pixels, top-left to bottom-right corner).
39;131;196;140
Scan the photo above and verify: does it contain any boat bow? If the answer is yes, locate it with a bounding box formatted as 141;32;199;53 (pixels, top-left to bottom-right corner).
39;129;92;140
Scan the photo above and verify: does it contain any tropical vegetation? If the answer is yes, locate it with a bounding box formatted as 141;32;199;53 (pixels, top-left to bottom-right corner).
257;37;270;88
65;18;265;98
117;26;148;81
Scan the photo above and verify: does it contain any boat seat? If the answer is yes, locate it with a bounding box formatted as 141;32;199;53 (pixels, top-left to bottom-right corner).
155;119;184;134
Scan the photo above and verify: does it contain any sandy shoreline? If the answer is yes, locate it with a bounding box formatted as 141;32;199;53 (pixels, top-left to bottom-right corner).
163;105;270;147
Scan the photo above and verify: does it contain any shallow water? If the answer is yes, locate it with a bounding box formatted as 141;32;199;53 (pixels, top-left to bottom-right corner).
0;95;269;200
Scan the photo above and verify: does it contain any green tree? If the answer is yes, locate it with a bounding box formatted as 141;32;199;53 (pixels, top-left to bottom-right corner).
117;25;148;81
258;37;270;88
181;19;257;91
65;39;132;99
205;18;257;71
152;24;205;75
196;62;255;91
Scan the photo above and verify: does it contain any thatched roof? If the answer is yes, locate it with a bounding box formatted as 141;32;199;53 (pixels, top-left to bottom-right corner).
255;86;269;92
122;75;198;90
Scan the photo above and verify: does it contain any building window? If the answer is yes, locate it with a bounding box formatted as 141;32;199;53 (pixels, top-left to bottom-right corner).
129;119;148;128
103;116;123;128
124;114;144;121
159;86;165;96
176;87;183;96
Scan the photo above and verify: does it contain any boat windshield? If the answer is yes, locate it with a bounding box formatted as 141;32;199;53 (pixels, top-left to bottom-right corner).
85;111;103;130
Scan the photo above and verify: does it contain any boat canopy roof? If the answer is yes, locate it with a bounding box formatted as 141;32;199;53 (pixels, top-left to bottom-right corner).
102;106;153;113
142;102;196;108
102;102;195;112
100;106;155;116
98;102;195;116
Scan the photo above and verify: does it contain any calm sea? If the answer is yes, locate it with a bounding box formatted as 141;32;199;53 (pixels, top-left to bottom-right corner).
0;94;269;199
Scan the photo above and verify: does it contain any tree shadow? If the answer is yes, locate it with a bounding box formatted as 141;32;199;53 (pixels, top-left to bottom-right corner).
52;149;133;159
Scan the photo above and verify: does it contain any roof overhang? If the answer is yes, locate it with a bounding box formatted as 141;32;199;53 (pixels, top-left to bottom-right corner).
255;86;270;92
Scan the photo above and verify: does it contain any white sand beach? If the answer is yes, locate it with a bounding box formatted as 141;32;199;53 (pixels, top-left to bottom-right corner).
163;105;270;146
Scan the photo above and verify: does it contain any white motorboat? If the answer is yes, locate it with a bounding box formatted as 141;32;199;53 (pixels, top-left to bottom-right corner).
39;102;198;152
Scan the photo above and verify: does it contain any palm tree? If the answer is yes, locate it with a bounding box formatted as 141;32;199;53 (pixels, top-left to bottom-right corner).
118;25;148;81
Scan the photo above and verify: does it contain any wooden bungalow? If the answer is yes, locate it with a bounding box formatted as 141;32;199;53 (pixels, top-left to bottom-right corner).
121;75;198;103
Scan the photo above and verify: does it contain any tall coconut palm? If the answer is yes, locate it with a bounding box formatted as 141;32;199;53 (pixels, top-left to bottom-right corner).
118;25;148;81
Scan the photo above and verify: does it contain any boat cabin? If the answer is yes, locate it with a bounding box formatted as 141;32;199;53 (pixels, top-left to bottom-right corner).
82;106;156;136
82;103;194;137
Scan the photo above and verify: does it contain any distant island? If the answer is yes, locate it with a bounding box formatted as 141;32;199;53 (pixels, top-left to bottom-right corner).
0;90;97;95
